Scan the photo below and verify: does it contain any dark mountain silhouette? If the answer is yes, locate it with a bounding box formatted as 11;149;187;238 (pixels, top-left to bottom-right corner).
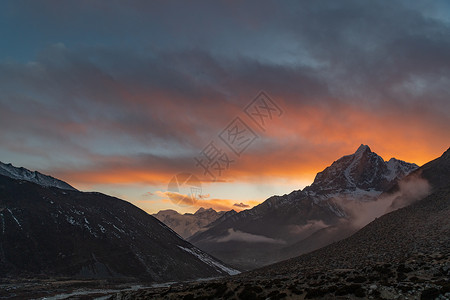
0;161;76;191
0;174;238;282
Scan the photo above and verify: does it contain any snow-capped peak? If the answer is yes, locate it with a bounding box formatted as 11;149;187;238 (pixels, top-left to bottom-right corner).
385;158;419;181
0;161;76;191
305;145;418;195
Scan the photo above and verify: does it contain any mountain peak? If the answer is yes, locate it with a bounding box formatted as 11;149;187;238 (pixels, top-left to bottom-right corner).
154;209;180;216
195;207;216;214
355;144;371;155
306;145;418;194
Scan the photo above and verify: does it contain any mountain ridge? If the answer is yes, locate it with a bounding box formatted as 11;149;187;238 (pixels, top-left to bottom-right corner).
0;161;76;191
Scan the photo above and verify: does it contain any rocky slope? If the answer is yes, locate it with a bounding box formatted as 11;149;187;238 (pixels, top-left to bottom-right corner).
153;208;236;239
188;145;418;270
0;174;238;282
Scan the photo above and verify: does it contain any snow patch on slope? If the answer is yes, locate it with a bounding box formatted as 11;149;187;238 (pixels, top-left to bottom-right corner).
0;213;5;234
7;208;22;229
177;246;240;275
385;158;418;182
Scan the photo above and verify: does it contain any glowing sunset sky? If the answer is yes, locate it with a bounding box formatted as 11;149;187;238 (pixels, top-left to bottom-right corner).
1;1;449;214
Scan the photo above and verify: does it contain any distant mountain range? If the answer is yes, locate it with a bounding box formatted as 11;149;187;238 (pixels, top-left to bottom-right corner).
187;145;419;270
0;168;238;281
153;208;237;239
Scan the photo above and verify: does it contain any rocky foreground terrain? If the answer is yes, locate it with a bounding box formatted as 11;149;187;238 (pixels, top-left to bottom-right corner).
109;253;449;299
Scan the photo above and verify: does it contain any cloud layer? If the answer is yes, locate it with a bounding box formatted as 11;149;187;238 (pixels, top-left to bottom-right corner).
216;228;286;244
336;174;432;229
0;1;449;212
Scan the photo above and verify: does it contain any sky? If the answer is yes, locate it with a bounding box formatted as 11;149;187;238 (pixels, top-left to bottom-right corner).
1;0;449;214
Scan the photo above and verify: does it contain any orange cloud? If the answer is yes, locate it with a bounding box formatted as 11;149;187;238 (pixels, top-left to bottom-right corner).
58;169;172;188
225;100;447;183
51;98;448;192
155;191;258;212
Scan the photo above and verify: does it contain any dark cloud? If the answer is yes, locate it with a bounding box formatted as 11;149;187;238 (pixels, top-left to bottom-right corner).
233;202;250;208
0;0;449;187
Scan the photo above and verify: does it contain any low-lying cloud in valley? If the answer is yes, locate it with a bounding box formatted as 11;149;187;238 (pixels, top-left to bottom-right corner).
216;228;286;244
287;220;329;237
336;174;431;229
